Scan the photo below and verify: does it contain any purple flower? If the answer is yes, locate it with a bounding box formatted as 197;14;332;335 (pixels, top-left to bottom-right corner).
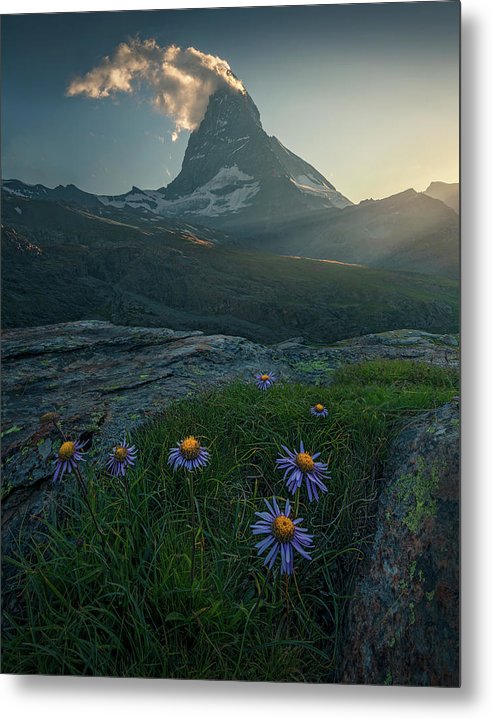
107;437;137;477
251;497;314;575
53;439;86;483
276;440;329;502
310;403;329;418
168;436;210;472
254;372;277;391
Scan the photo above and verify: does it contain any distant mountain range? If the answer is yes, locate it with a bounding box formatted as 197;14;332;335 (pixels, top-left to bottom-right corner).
244;188;459;279
3;177;459;280
3;85;459;279
4;179;103;208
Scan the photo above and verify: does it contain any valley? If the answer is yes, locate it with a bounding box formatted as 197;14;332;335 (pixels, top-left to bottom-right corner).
2;192;458;344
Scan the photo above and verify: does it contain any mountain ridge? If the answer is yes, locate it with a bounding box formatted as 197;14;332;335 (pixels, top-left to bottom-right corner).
3;175;460;278
211;186;460;279
423;181;459;213
2;87;459;278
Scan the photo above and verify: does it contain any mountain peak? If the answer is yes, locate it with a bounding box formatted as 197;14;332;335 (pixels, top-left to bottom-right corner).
204;87;262;132
159;86;352;223
425;180;458;193
423;181;459;213
162;87;263;200
390;188;418;200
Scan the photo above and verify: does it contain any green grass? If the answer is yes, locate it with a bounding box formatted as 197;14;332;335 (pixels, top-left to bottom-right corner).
2;360;458;680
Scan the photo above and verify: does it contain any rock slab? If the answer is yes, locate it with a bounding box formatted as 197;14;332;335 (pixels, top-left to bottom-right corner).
341;401;460;687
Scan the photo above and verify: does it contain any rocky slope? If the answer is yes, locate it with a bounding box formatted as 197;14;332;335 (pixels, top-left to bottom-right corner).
245;188;459;279
1;192;459;339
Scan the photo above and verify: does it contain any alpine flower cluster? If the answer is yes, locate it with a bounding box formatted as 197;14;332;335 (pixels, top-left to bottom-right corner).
50;367;331;578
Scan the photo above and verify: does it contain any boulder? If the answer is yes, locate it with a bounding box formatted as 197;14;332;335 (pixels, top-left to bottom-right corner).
341;401;460;686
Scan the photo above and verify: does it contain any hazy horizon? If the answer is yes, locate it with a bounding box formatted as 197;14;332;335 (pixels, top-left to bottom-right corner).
1;3;459;204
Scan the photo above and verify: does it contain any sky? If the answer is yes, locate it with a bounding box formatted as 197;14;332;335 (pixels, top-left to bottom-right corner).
1;2;460;203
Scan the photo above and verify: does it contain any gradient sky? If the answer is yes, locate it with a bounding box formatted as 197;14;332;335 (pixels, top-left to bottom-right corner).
1;2;460;203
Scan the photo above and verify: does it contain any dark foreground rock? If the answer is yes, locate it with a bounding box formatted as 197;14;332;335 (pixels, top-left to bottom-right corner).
341;401;460;687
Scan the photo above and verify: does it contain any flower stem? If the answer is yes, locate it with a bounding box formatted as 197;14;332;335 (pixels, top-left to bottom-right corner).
234;570;268;678
49;419;110;567
188;472;196;587
123;477;136;551
124;476;132;516
284;573;290;626
52;420;67;442
74;466;110;566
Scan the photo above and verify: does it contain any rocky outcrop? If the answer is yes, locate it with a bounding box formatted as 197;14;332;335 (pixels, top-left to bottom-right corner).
341;401;460;687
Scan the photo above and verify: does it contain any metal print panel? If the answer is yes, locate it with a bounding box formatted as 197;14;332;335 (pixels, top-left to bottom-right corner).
1;1;460;686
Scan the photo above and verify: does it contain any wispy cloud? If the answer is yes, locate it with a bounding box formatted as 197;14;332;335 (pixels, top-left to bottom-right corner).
67;38;246;140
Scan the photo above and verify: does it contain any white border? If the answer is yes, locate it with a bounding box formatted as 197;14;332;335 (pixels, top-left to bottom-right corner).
0;0;463;12
2;1;492;717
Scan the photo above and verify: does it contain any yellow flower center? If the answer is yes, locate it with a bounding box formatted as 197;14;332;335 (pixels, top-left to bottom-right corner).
272;515;295;543
296;452;315;473
114;446;128;462
59;441;75;461
315;404;325;412
260;374;270;381
180;436;201;460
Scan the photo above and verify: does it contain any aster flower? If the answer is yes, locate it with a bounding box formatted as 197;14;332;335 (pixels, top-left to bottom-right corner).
168;435;210;472
276;440;329;502
310;403;329;418
251;497;314;575
53;439;86;483
254;372;277;391
107;436;137;477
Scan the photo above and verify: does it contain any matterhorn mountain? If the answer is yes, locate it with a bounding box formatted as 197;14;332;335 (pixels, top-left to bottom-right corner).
99;87;352;227
3;85;459;279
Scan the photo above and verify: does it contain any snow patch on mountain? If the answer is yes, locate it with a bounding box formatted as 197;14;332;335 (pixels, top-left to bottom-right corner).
100;165;260;218
4;182;49;199
99;189;161;211
289;174;352;208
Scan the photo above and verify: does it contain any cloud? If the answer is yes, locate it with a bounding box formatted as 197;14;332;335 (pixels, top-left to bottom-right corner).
67;38;246;140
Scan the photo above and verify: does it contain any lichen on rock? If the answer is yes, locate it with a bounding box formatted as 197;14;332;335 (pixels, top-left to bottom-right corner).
341;400;460;687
